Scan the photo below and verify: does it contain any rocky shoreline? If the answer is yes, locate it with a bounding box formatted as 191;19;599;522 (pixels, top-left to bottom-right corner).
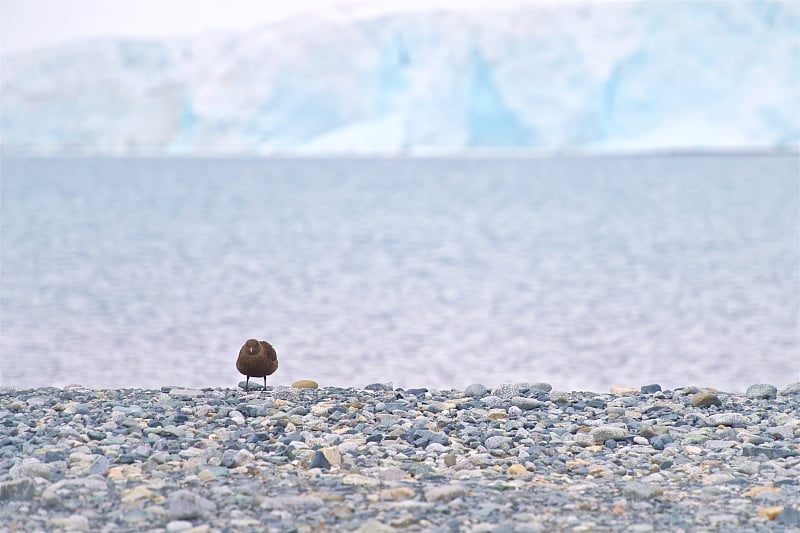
1;381;799;532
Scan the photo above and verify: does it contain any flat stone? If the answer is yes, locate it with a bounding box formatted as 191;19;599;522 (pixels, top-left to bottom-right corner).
51;514;90;531
706;413;746;427
0;478;35;501
343;474;380;486
261;495;325;510
166;521;194;532
424;484;465;503
87;430;107;440
573;433;596;447
169;388;203;399
89;455;110;476
610;386;639;396
122;486;155;502
10;458;53;480
378;487;416;501
355;519;396;533
742;445;798;459
364;383;393;391
704;439;735;450
758;506;784;520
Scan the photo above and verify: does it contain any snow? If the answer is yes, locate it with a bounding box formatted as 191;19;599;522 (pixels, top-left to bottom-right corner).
1;1;798;155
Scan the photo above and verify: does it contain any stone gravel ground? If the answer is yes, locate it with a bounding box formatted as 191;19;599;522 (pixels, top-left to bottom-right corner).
1;381;799;532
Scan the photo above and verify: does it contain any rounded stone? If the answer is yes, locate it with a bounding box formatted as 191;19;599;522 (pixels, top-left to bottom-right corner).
640;384;662;394
484;436;512;449
590;425;629;443
424;484;465;503
511;397;541;410
707;413;747;427
292;380;319;389
507;464;527;476
168;490;216;520
464;383;488;398
691;391;722;407
746;384;777;400
779;382;800;396
549;391;571;404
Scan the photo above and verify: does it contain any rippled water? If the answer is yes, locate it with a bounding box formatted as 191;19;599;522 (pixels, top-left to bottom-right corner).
1;155;798;391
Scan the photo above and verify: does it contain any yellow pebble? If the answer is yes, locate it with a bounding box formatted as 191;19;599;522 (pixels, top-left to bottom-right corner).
758;506;784;520
744;486;781;498
292;380;319;389
507;464;527;477
378;487;416;500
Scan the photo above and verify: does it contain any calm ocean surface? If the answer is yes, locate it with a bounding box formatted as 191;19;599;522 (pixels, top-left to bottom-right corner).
1;155;798;392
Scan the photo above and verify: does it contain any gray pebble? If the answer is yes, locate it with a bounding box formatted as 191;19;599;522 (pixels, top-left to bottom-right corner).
167;489;216;520
492;384;523;399
0;478;35;501
624;482;659;500
464;383;488;398
310;450;330;469
261;495;325;510
706;413;747;427
778;507;800;526
511;397;541;410
590;425;629;443
424;484;465;503
10;458;53;480
480;395;504;408
780;382;800;396
88;455;110;476
746;383;777;400
484;435;513;449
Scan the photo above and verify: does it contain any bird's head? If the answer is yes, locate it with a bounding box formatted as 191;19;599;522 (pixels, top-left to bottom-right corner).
244;338;260;355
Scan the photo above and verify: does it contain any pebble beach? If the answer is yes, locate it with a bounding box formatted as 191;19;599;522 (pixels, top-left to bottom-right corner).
1;381;799;532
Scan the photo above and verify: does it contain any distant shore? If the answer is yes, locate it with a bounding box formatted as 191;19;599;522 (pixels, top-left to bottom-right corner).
1;382;799;531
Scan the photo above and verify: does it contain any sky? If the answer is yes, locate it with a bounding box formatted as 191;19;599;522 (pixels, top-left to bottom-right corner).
0;0;552;54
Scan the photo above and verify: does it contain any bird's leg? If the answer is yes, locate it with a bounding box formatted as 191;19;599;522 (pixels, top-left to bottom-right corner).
263;376;267;391
245;376;250;391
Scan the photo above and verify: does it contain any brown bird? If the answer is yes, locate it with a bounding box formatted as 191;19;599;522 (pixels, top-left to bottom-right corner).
236;338;278;391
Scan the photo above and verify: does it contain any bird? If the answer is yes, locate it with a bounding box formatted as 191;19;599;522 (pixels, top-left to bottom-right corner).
236;338;278;391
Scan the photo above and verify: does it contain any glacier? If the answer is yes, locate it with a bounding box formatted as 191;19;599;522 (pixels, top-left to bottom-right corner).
1;1;798;155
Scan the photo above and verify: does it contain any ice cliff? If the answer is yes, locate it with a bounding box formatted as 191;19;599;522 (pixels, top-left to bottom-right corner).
1;1;798;155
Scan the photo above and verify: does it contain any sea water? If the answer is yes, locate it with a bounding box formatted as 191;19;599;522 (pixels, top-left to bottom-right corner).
1;155;798;391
